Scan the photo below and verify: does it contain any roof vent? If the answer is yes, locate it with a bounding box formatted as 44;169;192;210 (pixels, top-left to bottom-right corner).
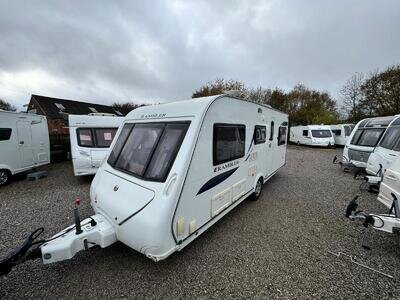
88;107;98;113
223;90;244;97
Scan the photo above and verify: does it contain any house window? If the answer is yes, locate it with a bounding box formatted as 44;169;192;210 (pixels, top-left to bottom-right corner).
55;103;65;110
213;124;245;165
89;107;98;113
77;129;94;147
254;125;266;144
302;130;308;137
278;126;287;146
269;121;274;141
0;128;12;141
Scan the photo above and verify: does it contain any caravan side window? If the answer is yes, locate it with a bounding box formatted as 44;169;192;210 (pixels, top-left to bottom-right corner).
213;124;245;165
254;125;266;144
77;129;94;147
332;129;341;136
302;130;308;137
0;128;12;141
278;126;287;146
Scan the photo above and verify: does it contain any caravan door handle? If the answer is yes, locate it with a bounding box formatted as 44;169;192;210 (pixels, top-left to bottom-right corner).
19;141;24;145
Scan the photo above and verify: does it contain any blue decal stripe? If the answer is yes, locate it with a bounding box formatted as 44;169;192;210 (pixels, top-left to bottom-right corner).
197;167;239;195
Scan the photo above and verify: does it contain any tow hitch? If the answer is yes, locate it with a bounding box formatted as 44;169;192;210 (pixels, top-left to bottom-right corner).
346;194;400;235
333;155;359;173
354;164;383;194
0;199;116;276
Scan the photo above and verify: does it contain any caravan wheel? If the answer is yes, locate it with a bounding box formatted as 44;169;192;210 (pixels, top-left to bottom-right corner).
0;170;10;186
250;178;263;201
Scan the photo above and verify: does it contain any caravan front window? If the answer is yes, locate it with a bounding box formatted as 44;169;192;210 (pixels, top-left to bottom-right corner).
356;129;385;147
379;127;400;149
77;129;94;147
77;128;118;148
108;122;190;182
114;123;164;176
94;128;118;147
311;130;332;138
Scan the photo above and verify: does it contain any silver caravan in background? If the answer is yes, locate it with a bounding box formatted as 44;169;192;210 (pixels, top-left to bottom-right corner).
69;114;123;176
0;111;50;186
343;116;395;169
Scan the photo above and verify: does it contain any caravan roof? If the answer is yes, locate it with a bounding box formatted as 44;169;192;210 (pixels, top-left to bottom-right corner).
125;95;287;121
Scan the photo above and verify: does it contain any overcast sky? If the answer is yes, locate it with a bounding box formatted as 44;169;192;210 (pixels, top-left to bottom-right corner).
1;0;399;111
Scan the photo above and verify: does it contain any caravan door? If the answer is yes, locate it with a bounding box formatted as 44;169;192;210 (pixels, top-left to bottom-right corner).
17;121;35;168
266;118;276;177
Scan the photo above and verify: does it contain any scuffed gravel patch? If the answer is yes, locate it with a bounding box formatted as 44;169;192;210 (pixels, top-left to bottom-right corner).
0;145;399;299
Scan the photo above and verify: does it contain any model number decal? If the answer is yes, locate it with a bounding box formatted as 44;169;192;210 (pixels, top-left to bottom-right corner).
140;113;166;119
214;160;239;173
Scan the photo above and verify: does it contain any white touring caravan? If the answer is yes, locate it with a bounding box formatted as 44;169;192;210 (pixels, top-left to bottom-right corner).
366;115;400;175
289;125;334;147
0;94;288;275
0;111;50;186
69;114;123;176
330;124;354;146
343;116;395;169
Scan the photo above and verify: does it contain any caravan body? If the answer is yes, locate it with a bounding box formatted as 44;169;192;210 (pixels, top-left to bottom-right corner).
69;114;123;176
343;116;395;169
366;116;400;175
54;94;289;262
377;157;400;209
289;125;334;146
330;124;354;146
0;111;50;186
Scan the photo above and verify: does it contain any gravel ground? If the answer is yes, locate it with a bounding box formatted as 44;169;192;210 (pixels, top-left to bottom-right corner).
1;145;399;299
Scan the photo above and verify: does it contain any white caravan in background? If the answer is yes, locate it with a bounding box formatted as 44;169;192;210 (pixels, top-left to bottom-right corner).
32;94;288;265
69;114;123;176
330;124;354;146
366;115;400;175
0;111;50;186
289;125;334;147
343;116;395;169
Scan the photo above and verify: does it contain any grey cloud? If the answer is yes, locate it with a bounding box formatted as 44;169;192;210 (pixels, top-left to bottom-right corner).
0;0;399;110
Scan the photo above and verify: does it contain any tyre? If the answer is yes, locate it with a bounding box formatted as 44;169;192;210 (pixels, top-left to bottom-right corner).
250;177;263;201
297;141;300;145
0;170;10;187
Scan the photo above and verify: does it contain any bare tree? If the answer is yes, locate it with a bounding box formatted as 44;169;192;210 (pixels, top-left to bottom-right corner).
0;98;17;111
340;72;364;119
